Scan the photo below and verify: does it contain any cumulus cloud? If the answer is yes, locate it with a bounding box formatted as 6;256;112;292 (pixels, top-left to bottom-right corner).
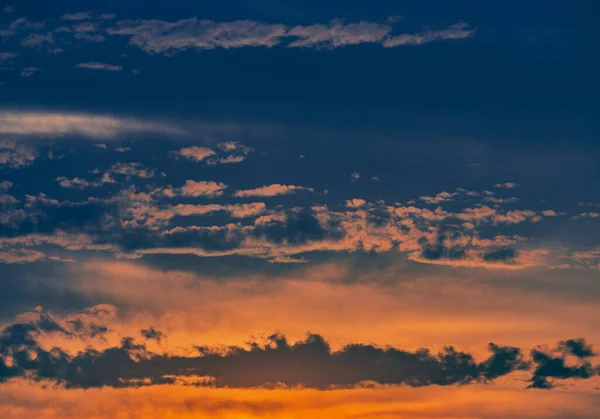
234;184;314;197
0;111;186;139
75;62;122;71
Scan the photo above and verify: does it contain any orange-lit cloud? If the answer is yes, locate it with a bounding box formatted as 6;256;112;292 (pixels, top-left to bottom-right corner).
0;378;598;419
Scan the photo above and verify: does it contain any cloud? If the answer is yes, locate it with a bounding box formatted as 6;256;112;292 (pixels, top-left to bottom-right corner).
234;184;314;197
74;33;106;43
0;52;17;61
419;191;457;204
1;303;597;391
108;18;287;54
210;155;246;164
0;111;186;139
179;180;228;197
72;22;98;33
528;340;596;389
0;181;13;191
140;326;164;343
0;248;45;263
494;182;519;189
172;146;216;162
2;306;567;389
286;20;390;48
0;139;38;167
108;162;156;178
383;23;475;47
107;18;474;54
0;18;45;38
20;33;57;51
1;379;599;419
218;141;253;154
61;12;92;21
19;67;41;78
75;62;122;71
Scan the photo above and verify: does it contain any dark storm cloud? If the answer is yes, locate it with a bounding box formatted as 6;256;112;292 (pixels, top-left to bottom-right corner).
1;314;596;390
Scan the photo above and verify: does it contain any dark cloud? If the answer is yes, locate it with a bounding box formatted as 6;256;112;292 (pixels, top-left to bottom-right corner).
140;326;164;343
482;247;518;262
558;338;595;359
251;209;345;246
528;340;596;389
2;315;594;390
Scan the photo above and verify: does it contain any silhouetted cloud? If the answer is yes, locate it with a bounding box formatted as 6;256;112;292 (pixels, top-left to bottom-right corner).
6;313;587;390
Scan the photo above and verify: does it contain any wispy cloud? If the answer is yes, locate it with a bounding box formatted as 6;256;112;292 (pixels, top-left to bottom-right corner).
0;111;186;139
19;67;42;78
107;18;475;54
382;23;475;47
60;12;92;21
494;182;519;189
234;184;314;197
75;62;122;71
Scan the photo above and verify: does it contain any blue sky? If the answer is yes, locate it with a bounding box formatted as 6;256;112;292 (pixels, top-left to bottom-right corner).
1;2;600;418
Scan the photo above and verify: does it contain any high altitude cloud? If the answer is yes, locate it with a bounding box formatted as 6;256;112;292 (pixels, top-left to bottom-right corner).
0;111;186;138
234;184;314;197
75;62;122;71
382;23;474;47
107;18;474;54
61;12;92;21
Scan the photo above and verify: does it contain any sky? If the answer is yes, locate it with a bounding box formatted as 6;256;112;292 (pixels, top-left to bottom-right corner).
1;1;600;418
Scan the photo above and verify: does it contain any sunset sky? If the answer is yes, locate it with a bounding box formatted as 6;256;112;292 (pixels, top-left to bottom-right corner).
1;1;599;418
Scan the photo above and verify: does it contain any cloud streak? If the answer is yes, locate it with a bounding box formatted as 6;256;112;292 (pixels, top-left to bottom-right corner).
107;18;475;54
0;111;186;139
75;62;122;71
